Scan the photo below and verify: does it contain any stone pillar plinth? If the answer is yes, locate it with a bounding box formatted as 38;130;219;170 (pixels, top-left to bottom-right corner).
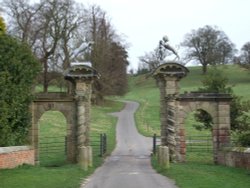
78;146;92;170
157;146;170;169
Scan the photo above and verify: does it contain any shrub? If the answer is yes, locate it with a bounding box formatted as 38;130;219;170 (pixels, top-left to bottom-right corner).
237;132;250;147
0;34;41;146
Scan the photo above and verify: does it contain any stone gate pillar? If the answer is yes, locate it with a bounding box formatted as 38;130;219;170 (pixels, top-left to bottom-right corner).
213;99;232;163
153;62;189;161
64;63;100;168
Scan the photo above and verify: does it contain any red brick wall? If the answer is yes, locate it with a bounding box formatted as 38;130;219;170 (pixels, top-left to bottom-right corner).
0;146;35;169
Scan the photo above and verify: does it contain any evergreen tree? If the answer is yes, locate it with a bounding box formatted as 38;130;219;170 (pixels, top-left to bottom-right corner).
0;35;41;146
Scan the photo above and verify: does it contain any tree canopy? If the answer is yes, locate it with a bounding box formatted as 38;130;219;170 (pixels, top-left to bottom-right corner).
181;25;236;74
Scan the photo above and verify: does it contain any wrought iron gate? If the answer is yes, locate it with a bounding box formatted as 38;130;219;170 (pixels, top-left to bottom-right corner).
39;133;107;166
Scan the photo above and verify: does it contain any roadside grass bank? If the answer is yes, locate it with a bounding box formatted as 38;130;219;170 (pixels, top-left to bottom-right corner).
0;100;123;188
152;156;250;188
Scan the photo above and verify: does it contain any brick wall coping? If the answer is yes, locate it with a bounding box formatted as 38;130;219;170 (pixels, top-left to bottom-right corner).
0;146;33;154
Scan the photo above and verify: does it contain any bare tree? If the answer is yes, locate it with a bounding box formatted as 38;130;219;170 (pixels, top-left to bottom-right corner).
4;1;129;98
3;0;44;46
38;0;61;91
4;0;83;92
181;25;236;74
139;49;161;71
54;0;84;70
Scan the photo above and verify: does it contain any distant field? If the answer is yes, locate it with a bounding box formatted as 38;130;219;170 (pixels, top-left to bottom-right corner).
180;65;250;100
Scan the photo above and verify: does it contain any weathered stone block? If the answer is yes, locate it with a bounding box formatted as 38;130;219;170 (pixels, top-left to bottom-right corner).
158;146;170;169
78;146;89;171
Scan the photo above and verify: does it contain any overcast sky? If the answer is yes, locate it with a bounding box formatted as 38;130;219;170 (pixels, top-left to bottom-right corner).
79;0;250;70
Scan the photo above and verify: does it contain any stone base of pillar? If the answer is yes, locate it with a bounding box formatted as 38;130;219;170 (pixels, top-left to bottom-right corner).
78;146;93;171
157;146;170;169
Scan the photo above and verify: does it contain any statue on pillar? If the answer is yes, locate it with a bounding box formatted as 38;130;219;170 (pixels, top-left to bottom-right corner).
158;35;180;63
71;38;94;66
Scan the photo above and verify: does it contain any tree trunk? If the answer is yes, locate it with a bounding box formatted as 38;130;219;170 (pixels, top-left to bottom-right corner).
43;59;48;93
202;64;207;74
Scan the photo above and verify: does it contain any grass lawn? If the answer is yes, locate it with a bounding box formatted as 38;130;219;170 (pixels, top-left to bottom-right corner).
0;165;89;188
39;111;67;166
0;99;124;188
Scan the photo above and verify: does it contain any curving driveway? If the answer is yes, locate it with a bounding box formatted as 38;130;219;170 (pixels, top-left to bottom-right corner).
81;101;177;188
